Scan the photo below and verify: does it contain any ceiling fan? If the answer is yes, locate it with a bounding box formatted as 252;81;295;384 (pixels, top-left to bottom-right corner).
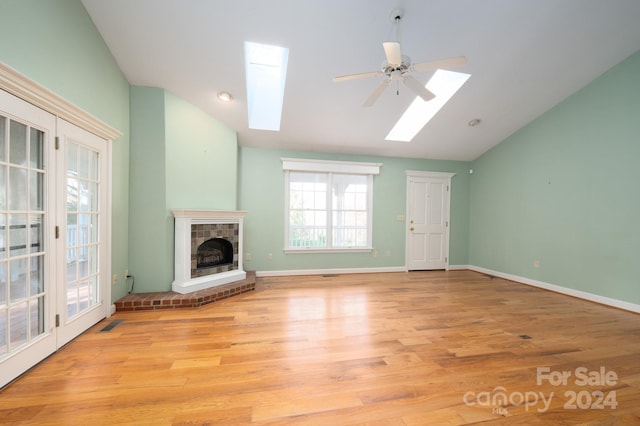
332;8;467;107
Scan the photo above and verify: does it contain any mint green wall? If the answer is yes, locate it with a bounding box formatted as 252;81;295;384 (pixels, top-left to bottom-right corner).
0;0;131;301
129;87;171;294
165;91;238;210
469;51;640;304
128;87;238;292
238;147;470;272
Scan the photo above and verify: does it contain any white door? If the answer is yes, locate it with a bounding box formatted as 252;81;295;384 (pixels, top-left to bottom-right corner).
0;89;57;387
0;90;110;388
406;171;454;270
56;119;108;347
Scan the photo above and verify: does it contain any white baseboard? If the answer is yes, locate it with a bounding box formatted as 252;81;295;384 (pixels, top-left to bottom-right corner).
468;265;640;314
447;264;471;270
256;266;406;278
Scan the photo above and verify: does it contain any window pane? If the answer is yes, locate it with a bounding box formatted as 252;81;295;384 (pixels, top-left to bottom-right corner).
30;214;44;254
9;214;27;257
0;214;6;260
9;258;27;302
0;261;6;305
29;128;44;169
30;296;45;338
9;121;27;166
0;165;6;210
30;171;43;211
9;167;27;210
0;116;6;162
30;255;44;295
9;302;27;348
66;178;78;211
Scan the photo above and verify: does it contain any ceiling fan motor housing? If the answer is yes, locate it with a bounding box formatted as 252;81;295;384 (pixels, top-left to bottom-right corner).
383;55;411;80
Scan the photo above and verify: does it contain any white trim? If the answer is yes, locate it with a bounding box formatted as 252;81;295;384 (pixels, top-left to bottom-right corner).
405;170;456;179
468;265;640;314
256;266;406;277
0;62;121;140
447;264;471;270
284;248;372;254
282;157;382;175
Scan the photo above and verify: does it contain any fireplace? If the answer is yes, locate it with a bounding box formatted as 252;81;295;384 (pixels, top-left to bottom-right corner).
172;210;247;294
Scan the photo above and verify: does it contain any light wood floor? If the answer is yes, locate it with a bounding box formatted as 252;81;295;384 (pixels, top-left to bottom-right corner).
1;270;639;425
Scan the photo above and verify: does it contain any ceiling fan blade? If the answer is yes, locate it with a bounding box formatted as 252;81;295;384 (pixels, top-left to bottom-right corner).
363;80;390;107
383;42;402;66
402;76;435;102
411;56;467;73
332;71;383;82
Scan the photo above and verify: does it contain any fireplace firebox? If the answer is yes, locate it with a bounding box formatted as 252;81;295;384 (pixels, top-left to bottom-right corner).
197;238;233;269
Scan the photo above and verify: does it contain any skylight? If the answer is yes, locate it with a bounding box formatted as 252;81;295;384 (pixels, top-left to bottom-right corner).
386;70;471;142
244;41;289;131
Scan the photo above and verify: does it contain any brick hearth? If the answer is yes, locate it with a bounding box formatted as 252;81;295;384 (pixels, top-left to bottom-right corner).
115;271;256;312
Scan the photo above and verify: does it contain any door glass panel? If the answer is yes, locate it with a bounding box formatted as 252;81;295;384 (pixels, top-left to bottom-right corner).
0;118;47;360
0;116;5;162
9;302;27;349
29;128;44;169
9;121;27;166
8;168;27;210
65;141;100;321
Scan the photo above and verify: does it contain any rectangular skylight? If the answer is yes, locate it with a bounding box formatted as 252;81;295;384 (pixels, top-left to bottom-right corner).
244;41;289;131
386;69;471;142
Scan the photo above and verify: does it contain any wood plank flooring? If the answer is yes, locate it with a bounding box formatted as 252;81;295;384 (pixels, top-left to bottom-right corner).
1;270;639;425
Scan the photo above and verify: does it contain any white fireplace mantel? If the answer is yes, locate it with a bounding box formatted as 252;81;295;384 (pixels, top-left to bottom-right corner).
172;210;247;294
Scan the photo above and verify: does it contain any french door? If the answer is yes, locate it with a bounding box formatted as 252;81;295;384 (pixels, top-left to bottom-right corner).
56;119;108;347
406;171;454;270
0;89;109;388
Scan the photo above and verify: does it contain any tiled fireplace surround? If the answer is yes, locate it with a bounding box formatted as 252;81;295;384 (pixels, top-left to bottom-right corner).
115;210;254;312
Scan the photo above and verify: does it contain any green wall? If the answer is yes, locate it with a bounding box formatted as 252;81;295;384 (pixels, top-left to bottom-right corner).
469;50;640;304
0;0;131;301
238;147;470;272
128;87;238;292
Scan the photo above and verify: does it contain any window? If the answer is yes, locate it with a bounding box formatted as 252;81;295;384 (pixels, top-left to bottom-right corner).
282;158;381;252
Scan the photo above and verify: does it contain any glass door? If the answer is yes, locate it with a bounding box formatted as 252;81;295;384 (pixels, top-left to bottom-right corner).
0;89;56;388
56;119;107;347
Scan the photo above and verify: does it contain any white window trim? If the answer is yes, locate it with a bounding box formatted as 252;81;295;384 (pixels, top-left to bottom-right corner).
282;158;381;253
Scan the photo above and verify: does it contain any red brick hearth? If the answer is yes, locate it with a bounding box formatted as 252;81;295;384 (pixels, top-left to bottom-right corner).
115;271;256;312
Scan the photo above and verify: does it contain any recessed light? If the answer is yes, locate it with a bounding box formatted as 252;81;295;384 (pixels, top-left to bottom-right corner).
217;91;233;102
468;118;481;127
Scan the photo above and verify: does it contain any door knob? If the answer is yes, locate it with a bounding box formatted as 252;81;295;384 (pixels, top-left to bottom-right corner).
410;227;414;231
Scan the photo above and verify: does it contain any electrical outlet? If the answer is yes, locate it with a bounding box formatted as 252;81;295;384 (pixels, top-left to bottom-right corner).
373;250;379;257
533;260;540;268
268;253;273;261
386;250;391;257
124;269;129;278
397;214;406;221
245;253;252;261
112;274;118;286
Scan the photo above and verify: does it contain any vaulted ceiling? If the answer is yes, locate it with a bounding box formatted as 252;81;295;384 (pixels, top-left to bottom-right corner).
82;0;640;161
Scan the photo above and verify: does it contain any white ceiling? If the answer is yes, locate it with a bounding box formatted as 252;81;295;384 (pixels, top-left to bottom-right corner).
82;0;640;161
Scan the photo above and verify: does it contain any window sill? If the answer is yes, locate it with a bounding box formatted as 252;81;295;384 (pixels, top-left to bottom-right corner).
284;247;372;254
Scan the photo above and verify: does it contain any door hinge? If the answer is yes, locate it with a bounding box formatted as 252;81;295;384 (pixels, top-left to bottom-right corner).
55;136;60;150
55;226;60;239
55;314;60;327
446;185;449;191
446;221;448;227
445;257;448;263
